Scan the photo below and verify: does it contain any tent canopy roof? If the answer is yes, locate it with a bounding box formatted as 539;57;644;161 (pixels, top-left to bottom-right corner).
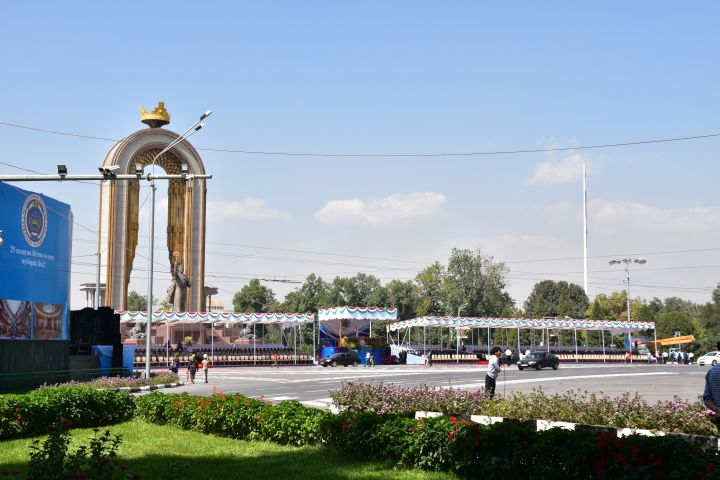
387;316;655;333
116;310;314;325
318;306;397;322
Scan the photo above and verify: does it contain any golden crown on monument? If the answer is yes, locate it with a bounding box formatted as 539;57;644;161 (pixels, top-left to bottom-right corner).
140;101;171;128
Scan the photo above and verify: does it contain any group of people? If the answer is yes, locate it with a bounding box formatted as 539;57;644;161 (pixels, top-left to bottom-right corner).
660;350;693;364
171;350;210;384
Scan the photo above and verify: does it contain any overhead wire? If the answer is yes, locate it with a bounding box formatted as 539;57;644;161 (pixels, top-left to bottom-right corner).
2;120;720;157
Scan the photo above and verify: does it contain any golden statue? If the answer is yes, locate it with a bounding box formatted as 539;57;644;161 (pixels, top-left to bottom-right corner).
166;252;191;311
141;101;171;128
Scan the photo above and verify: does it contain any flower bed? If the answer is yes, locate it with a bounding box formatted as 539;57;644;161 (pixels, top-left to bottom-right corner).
0;387;135;439
329;381;718;437
135;392;720;478
41;371;180;390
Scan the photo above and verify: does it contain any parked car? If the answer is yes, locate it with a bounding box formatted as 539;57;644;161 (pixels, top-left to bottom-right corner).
697;351;720;366
321;352;361;367
517;351;559;370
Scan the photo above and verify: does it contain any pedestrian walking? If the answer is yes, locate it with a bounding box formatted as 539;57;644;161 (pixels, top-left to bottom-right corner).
188;353;198;384
689;352;695;365
704;342;720;430
273;351;279;368
202;353;210;383
365;351;371;367
485;346;502;399
171;351;180;374
426;350;433;367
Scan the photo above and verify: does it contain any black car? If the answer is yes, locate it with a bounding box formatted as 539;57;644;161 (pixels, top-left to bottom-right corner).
321;352;361;367
517;351;559;370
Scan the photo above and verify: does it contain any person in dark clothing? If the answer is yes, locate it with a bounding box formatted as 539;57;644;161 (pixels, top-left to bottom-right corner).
188;353;198;384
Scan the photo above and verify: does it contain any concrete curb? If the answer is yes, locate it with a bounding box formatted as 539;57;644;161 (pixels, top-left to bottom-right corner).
100;382;185;393
415;411;720;451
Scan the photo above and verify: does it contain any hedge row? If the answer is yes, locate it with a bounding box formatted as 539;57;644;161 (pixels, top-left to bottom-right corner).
330;381;719;437
0;387;135;439
135;392;328;446
136;392;720;479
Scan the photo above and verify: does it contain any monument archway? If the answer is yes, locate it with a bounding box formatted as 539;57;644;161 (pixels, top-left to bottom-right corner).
98;103;207;311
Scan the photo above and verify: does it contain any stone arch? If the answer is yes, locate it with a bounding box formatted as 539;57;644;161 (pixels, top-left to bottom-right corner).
98;128;207;311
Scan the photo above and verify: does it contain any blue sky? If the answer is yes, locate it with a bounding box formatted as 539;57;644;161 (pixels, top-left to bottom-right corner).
1;2;719;309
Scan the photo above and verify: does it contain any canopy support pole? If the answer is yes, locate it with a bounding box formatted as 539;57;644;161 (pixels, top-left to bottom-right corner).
369;321;372;337
574;328;578;363
211;321;214;364
313;320;316;364
294;324;297;365
601;329;606;363
166;321;169;366
517;328;521;354
423;326;426;355
629;327;633;364
253;323;256;366
487;327;490;355
456;327;459;364
653;327;658;361
547;328;550;352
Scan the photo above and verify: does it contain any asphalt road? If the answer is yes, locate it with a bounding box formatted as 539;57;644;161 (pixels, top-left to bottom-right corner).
153;362;709;409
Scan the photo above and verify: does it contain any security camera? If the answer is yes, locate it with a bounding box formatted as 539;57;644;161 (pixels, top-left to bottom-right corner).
98;165;120;175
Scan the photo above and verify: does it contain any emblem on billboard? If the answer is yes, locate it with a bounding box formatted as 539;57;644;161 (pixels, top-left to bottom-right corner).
21;194;48;248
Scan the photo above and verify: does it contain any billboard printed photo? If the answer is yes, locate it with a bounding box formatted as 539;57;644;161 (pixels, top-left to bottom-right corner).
0;299;32;339
33;303;63;340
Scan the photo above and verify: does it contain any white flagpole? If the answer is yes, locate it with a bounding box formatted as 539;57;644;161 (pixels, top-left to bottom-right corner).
583;160;589;294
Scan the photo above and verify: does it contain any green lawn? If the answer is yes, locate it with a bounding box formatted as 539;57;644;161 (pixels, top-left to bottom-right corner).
0;419;457;480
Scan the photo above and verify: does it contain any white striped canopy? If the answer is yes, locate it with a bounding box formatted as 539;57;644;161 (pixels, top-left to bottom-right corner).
318;306;398;322
387;316;655;333
116;310;314;325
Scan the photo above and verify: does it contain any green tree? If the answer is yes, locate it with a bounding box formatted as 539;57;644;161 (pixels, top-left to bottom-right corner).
524;280;589;318
126;290;147;311
385;279;419;321
587;298;605;319
655;310;697;340
327;273;386;306
442;248;513;317
414;262;446;316
232;279;277;312
280;274;330;312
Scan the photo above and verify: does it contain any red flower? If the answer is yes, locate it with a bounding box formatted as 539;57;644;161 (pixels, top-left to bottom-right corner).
119;464;129;470
706;463;715;474
595;459;605;476
616;454;629;468
448;432;454;442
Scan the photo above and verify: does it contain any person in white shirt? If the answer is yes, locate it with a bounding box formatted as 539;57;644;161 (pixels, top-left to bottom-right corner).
485;346;502;399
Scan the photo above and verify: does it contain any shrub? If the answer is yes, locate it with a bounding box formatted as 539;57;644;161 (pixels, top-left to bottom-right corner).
330;382;719;436
42;371;179;390
27;422;136;480
0;387;135;439
260;400;330;446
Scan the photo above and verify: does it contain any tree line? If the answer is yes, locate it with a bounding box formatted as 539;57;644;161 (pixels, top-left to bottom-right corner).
126;247;720;352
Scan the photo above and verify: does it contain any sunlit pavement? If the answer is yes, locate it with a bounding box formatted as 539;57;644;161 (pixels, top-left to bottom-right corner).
145;362;707;408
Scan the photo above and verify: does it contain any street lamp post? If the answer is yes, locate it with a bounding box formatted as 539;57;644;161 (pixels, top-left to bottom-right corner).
144;111;211;379
608;257;646;364
456;303;468;363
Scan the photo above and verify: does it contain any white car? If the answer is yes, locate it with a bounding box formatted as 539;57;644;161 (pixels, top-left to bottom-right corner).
697;351;720;366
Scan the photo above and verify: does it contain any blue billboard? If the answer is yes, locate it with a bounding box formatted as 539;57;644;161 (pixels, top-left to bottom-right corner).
0;183;72;340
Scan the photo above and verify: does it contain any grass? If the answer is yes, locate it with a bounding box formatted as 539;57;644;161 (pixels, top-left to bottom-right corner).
0;419;457;480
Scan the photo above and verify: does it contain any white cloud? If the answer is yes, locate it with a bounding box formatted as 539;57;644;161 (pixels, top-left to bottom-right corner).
589;199;720;235
314;192;447;227
528;154;587;185
208;197;289;221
